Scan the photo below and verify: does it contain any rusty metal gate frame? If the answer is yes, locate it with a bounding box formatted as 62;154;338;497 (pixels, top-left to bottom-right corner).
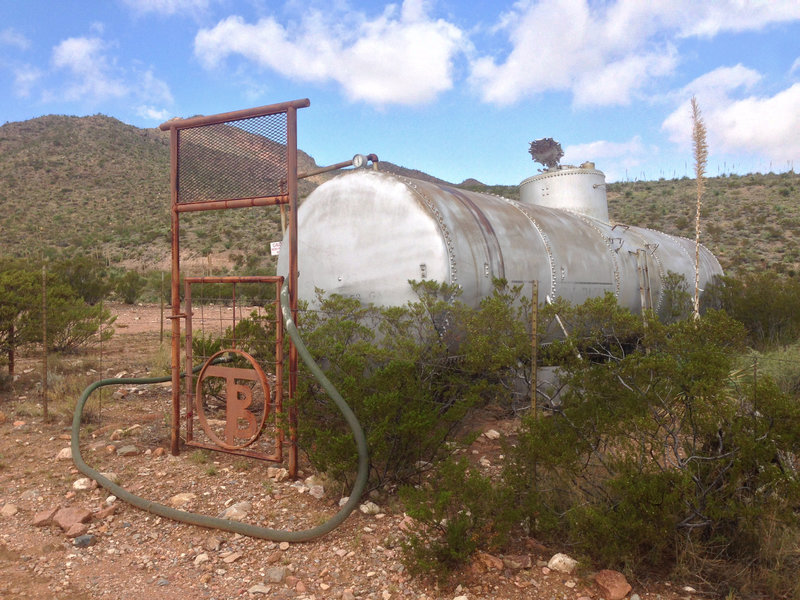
183;276;284;461
159;98;309;476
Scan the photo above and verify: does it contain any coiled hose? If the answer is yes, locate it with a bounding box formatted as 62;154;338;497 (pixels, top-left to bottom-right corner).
71;282;369;541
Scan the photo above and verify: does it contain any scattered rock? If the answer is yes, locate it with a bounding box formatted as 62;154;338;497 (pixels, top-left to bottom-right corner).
73;534;97;548
218;501;251;521
279;541;290;551
547;552;578;574
32;507;59;527
65;522;89;538
194;552;209;566
265;566;286;583
204;536;223;551
476;551;504;571
95;504;116;520
72;477;97;491
116;445;139;456
248;583;271;595
53;506;92;531
152;447;166;457
502;554;532;571
169;492;196;508
1;503;19;517
594;569;632;600
308;484;325;499
342;589;356;600
56;447;72;460
484;429;501;440
359;501;380;515
222;551;242;564
267;467;289;481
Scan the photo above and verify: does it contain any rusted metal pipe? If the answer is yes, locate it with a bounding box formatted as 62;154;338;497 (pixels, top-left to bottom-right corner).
158;99;310;131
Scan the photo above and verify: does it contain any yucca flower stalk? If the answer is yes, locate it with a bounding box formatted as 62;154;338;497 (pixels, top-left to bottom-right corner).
691;97;707;320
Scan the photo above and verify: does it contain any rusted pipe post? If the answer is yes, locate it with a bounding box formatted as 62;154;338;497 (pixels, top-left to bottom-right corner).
41;261;48;422
531;280;538;415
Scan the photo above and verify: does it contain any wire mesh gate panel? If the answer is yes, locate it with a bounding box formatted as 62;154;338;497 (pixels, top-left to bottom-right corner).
177;113;289;205
160;99;309;473
183;277;284;461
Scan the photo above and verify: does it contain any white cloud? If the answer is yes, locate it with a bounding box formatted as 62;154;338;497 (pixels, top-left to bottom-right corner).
136;105;171;121
194;0;467;105
791;56;800;75
51;36;128;101
0;27;31;50
662;66;800;160
121;0;211;16
469;0;677;106
561;135;652;182
677;0;800;37
48;36;173;109
469;0;800;107
13;65;42;97
563;136;646;165
138;68;174;104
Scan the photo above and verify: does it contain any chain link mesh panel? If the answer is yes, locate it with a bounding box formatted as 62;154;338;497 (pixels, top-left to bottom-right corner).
177;113;288;204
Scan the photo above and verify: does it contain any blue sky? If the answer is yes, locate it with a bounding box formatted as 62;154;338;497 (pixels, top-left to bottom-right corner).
1;0;798;184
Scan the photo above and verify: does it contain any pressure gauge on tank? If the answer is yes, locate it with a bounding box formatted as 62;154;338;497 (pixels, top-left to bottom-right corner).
351;154;367;168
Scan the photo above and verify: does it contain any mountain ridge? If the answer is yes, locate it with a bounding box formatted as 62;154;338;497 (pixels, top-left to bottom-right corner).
1;114;798;276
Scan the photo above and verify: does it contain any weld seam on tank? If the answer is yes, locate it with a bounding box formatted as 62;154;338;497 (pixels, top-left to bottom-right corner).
404;176;460;287
572;210;622;299
446;187;506;281
507;199;557;298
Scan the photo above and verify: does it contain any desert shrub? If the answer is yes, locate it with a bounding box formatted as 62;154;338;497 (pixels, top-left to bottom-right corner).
45;286;115;352
703;271;800;348
506;300;800;595
659;271;693;323
113;270;146;304
295;280;531;491
400;456;518;582
51;255;111;305
0;257;115;369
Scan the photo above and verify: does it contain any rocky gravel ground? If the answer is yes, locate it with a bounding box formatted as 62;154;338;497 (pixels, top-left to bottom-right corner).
0;304;698;600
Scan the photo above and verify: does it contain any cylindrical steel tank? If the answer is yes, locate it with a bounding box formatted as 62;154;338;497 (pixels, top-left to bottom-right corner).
277;168;722;318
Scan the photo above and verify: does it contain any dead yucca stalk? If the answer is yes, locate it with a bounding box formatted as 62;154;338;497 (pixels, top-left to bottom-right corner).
691;97;707;320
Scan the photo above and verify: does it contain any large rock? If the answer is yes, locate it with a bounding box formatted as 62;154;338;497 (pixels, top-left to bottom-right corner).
547;552;578;574
53;506;92;531
32;507;59;527
594;569;632;600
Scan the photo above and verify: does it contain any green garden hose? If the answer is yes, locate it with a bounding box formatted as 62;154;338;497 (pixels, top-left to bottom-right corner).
71;282;369;541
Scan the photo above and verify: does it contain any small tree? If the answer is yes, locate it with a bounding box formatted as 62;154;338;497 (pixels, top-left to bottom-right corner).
114;270;146;304
0;259;40;375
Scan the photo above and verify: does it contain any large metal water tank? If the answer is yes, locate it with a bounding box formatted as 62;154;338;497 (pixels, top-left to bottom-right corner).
277;167;722;317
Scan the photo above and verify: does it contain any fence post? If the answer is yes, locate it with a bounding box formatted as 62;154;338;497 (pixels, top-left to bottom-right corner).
41;261;48;421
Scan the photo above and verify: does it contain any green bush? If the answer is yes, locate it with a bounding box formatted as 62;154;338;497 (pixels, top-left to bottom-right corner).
703;271;800;348
295;280;531;491
114;270;146;304
506;298;800;594
400;457;518;582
